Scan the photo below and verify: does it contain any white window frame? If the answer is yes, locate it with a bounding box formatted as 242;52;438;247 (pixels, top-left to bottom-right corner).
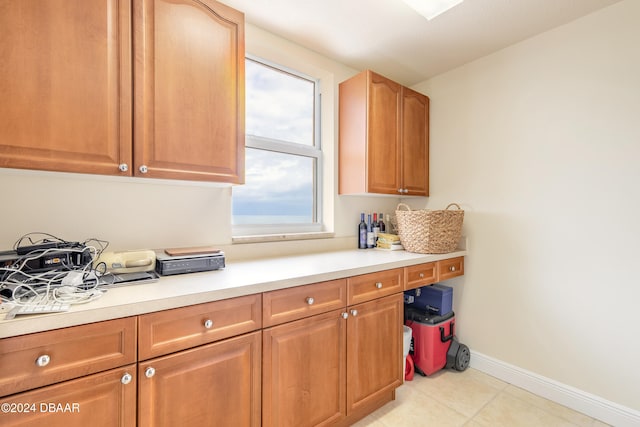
232;56;324;239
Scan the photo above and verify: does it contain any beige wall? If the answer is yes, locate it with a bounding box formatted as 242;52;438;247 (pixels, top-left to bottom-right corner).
411;0;640;411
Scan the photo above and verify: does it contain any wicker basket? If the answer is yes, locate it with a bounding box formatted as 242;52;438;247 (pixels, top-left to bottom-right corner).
395;203;464;254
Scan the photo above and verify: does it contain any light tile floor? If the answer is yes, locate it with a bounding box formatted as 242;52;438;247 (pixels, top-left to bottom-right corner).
352;368;610;427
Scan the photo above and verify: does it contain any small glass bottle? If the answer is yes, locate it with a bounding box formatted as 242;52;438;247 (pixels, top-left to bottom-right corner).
378;212;386;233
372;213;380;241
366;214;375;248
358;213;367;249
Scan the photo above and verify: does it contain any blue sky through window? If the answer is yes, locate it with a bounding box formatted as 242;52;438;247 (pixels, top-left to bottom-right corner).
232;59;318;226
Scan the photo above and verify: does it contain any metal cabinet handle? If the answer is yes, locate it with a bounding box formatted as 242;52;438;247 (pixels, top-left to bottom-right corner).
350;309;358;317
204;319;214;329
419;273;425;278
35;355;50;367
375;282;383;289
341;312;349;319
118;163;129;172
145;367;156;378
139;165;148;174
121;373;133;385
306;297;315;305
449;266;456;272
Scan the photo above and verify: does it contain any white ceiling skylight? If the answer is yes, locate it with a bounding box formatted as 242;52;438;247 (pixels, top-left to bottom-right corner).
401;0;464;20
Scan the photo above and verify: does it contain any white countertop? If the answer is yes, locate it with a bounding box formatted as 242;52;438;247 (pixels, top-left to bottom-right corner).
0;248;466;339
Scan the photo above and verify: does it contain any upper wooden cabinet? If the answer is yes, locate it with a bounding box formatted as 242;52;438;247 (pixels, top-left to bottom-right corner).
133;0;245;182
0;0;132;175
0;0;244;183
339;70;429;196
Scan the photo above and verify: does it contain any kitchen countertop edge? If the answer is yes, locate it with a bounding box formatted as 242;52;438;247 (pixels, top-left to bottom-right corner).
0;249;466;338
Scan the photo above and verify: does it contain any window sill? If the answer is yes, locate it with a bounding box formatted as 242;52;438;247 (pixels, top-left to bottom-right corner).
232;231;335;244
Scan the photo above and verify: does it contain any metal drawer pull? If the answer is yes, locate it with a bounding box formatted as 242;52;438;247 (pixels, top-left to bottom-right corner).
145;367;156;378
375;282;383;289
204;319;214;329
449;266;456;272
121;373;133;385
306;297;315;305
35;355;50;367
419;273;425;278
350;309;358;317
341;312;349;319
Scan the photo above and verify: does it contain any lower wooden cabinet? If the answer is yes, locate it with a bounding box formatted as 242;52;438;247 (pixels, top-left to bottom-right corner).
138;331;261;427
263;309;347;427
1;364;137;427
347;293;403;414
262;293;403;427
0;258;461;426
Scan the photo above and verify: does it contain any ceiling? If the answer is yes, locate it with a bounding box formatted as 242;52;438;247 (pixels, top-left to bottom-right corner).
222;0;621;87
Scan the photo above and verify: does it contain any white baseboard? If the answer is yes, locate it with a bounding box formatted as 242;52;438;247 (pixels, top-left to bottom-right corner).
470;351;640;427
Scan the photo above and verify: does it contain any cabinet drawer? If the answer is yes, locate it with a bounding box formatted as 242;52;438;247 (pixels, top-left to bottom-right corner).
347;268;403;306
404;262;437;290
0;317;136;397
138;294;261;360
263;279;347;327
437;257;464;281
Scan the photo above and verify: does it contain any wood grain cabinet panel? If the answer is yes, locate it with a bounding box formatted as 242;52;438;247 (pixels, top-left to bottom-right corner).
347;268;403;306
339;70;429;196
0;0;245;183
437;256;465;281
263;309;347;427
133;0;245;182
347;293;403;415
0;317;136;397
405;262;437;290
0;0;132;175
138;331;261;427
401;87;430;195
0;364;137;427
138;294;261;360
263;279;347;327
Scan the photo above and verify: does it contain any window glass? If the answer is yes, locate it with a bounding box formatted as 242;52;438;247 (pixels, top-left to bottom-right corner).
245;60;315;146
233;58;321;234
233;148;315;225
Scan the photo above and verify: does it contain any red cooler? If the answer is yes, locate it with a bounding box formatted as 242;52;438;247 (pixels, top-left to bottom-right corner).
405;308;455;376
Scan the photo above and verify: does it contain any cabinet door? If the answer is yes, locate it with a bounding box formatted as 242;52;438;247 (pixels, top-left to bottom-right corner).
0;0;132;175
347;293;403;414
1;364;136;427
367;71;402;195
402;87;429;196
263;309;347;427
133;0;245;182
138;331;261;427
